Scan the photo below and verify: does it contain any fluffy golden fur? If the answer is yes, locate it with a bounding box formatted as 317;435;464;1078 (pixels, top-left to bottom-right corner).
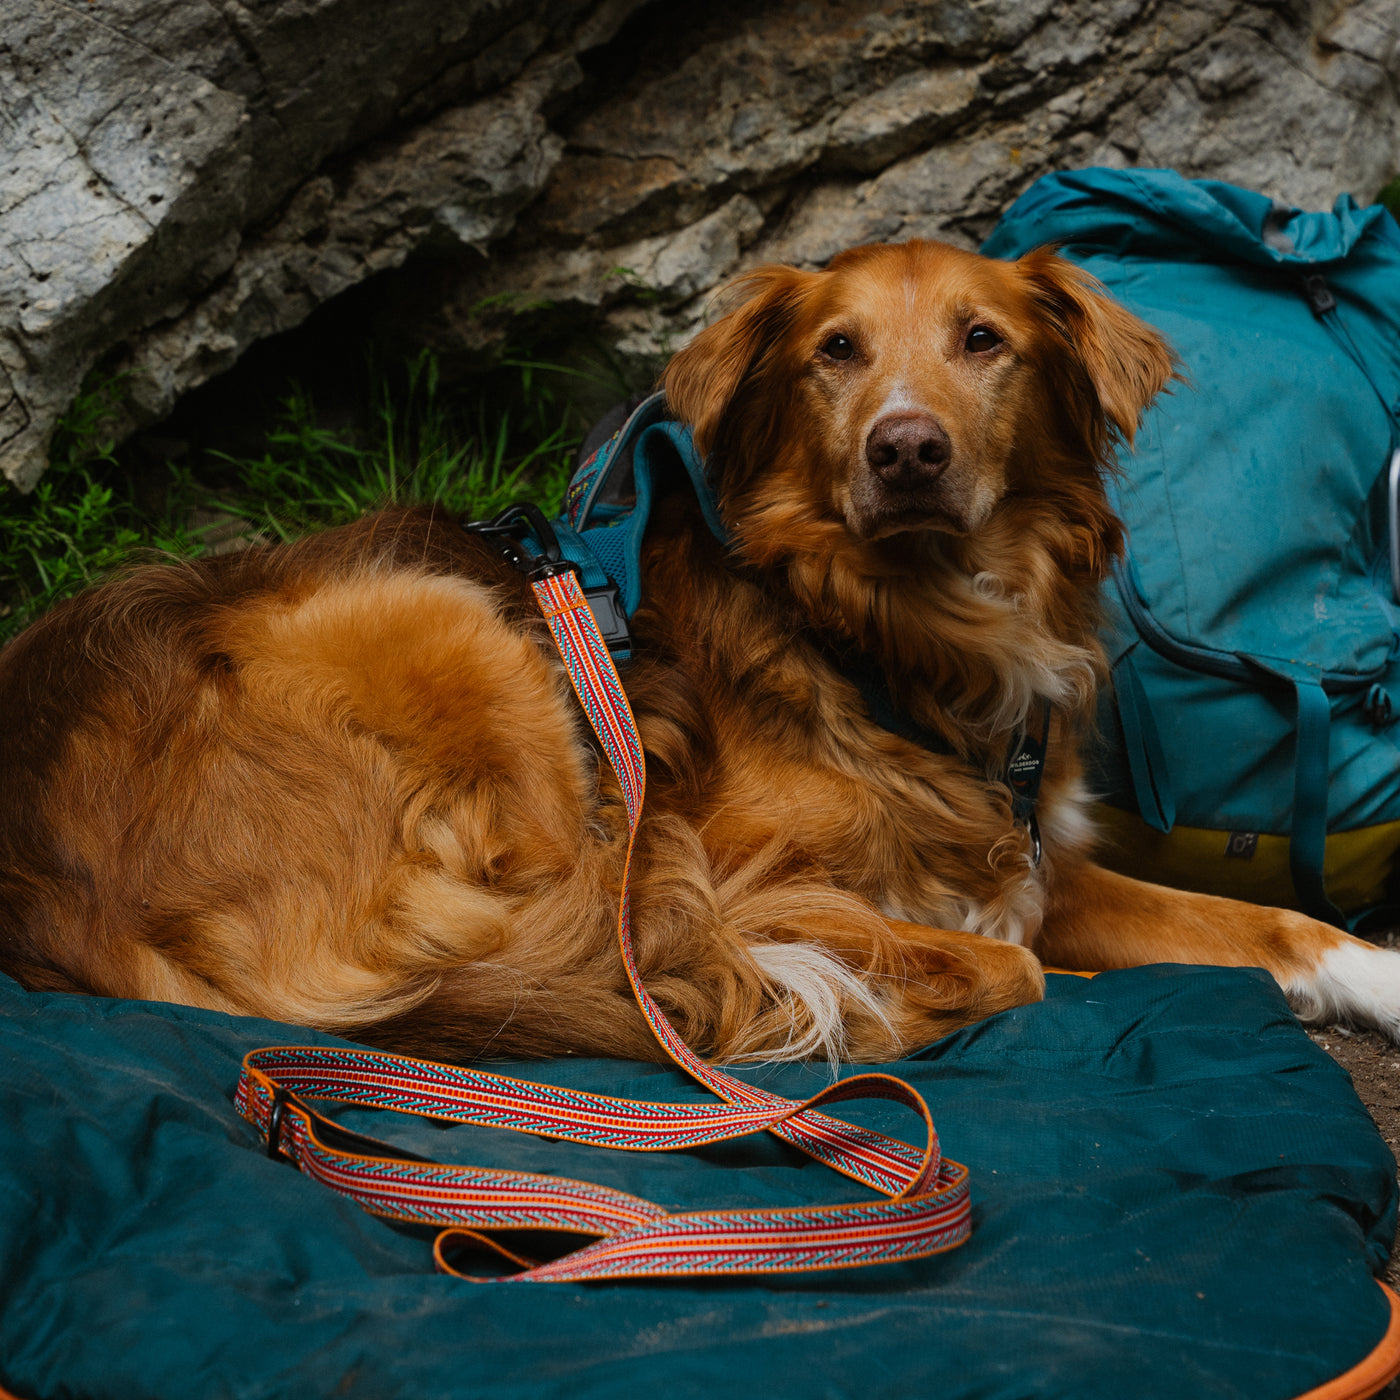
4;238;1398;1063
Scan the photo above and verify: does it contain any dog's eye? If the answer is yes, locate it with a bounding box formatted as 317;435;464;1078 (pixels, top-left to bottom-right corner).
819;333;855;361
965;326;1002;354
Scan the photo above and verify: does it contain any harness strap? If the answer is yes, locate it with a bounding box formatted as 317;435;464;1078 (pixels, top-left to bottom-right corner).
821;635;959;756
823;634;1051;865
1110;645;1176;835
1289;679;1346;927
235;569;972;1281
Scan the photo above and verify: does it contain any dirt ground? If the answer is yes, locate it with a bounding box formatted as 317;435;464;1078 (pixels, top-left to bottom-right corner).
1308;928;1400;1396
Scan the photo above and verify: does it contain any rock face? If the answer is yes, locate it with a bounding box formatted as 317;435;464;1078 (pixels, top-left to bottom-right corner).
2;0;1398;488
0;0;643;488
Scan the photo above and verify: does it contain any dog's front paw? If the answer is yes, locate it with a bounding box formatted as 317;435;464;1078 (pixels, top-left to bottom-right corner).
1284;929;1400;1043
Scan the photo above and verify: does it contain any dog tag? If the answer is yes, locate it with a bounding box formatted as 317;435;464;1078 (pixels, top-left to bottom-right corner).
1004;703;1051;866
1005;707;1049;815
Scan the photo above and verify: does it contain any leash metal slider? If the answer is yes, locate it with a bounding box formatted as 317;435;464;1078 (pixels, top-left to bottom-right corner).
265;1086;297;1164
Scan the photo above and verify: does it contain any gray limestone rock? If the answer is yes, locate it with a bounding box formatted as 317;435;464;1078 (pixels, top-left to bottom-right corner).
0;0;640;488
2;0;1397;487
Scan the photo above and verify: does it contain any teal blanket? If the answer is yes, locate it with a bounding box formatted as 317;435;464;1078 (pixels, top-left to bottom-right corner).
0;966;1393;1399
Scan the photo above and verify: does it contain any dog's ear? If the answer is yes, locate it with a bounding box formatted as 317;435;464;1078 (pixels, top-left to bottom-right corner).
662;265;815;457
1018;249;1177;449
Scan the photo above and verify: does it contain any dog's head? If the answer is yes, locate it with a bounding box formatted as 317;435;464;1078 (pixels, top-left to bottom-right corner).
662;239;1175;574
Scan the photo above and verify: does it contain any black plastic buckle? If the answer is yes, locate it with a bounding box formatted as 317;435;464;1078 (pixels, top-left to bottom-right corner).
1366;683;1394;728
1301;273;1337;317
580;581;631;653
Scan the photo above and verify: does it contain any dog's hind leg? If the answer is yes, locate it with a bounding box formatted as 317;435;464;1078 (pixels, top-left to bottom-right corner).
1036;861;1400;1041
690;877;1045;1063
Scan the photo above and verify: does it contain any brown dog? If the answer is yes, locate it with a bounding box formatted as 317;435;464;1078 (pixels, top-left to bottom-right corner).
3;238;1396;1065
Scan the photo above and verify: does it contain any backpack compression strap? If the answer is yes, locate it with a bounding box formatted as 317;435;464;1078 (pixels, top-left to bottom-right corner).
234;565;972;1282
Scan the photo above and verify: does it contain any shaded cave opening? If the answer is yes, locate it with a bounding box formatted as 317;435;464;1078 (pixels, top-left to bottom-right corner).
118;252;653;522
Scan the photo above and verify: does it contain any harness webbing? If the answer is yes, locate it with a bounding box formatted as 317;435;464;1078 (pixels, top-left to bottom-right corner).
234;569;972;1282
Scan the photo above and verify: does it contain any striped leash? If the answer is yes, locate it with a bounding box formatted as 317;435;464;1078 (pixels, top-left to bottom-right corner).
235;567;971;1281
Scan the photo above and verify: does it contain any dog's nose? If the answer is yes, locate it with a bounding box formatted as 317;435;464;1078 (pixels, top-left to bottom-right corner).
865;413;951;489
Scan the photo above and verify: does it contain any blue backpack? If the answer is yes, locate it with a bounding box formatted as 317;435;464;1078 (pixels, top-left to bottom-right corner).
983;169;1400;927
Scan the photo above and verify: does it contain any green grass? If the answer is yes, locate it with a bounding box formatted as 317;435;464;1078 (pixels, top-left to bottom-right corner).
0;375;204;643
0;350;583;645
211;350;576;543
1379;177;1400;222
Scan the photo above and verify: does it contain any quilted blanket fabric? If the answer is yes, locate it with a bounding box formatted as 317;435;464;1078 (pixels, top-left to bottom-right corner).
0;965;1395;1400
